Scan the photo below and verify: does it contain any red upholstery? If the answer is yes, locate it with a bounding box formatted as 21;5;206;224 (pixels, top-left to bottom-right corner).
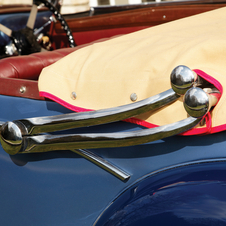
0;37;118;80
0;40;101;80
0;48;75;80
0;38;117;100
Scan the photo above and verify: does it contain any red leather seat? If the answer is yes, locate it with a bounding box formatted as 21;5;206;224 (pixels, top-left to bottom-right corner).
0;37;118;80
0;37;118;100
0;48;76;80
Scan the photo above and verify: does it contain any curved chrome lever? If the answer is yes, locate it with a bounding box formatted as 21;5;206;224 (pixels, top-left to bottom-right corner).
11;88;179;136
171;65;198;95
184;87;220;118
0;66;219;181
1;87;219;155
1;65;197;136
2;116;201;155
1;65;217;155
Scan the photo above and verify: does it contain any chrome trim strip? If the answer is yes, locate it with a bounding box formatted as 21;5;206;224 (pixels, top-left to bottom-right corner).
72;149;130;181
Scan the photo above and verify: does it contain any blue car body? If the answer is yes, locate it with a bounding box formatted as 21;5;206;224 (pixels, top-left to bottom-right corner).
1;95;226;225
1;2;226;226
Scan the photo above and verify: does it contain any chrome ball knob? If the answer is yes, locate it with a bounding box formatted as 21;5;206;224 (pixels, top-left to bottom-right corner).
183;87;209;118
170;65;197;95
0;121;25;155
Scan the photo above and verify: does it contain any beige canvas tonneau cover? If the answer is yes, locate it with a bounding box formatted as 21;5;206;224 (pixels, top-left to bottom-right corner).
39;7;226;135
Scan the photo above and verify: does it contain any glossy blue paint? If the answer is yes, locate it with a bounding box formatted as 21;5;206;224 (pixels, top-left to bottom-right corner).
95;160;226;226
1;95;226;225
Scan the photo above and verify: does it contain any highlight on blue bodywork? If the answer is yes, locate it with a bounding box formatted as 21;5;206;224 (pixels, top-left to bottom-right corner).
95;159;226;226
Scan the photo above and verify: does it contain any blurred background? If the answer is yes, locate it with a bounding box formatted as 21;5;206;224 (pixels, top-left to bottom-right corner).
0;0;160;14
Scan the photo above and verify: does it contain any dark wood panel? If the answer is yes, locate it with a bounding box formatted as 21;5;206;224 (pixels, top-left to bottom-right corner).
0;4;48;14
55;4;226;32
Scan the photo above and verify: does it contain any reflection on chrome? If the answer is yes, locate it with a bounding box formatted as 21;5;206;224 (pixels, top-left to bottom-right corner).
0;65;220;180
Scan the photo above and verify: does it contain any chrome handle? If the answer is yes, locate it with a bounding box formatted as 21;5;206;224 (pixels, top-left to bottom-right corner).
184;87;220;118
0;120;131;181
1;86;219;155
3;116;201;155
0;66;219;181
171;65;198;95
11;88;179;136
170;65;206;95
5;65;198;136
